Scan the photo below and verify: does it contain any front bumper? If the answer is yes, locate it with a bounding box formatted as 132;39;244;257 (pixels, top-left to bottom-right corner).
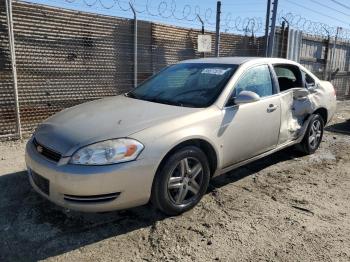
25;137;157;212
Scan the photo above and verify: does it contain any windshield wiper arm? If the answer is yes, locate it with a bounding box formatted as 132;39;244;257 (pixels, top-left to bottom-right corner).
125;92;139;99
126;93;195;107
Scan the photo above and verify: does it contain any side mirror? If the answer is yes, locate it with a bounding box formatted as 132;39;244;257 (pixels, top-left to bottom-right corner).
234;91;260;105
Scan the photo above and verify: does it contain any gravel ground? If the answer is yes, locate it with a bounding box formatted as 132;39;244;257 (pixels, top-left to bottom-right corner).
1;101;350;262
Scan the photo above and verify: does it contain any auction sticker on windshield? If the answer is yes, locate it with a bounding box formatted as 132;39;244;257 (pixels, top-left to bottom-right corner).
201;68;231;75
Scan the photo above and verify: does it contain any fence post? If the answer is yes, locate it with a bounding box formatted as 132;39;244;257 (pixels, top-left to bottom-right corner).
215;1;221;57
267;0;278;57
329;27;342;81
264;0;271;57
279;18;289;58
129;2;137;88
197;14;205;58
323;34;330;80
5;0;22;139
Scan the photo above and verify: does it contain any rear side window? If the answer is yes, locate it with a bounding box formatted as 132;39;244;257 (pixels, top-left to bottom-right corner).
273;64;303;92
274;67;296;81
302;70;316;88
234;65;273;98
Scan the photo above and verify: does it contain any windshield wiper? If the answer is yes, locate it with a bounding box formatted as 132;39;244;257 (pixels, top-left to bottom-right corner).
126;93;196;107
146;97;185;107
125;92;145;101
125;92;136;98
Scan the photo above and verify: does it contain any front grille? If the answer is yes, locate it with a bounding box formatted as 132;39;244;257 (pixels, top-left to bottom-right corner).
33;138;62;162
31;171;50;195
64;192;120;204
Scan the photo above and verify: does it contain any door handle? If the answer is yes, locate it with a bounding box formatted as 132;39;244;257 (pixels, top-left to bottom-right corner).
267;104;278;112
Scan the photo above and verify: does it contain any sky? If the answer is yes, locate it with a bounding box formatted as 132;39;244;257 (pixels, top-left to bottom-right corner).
23;0;350;37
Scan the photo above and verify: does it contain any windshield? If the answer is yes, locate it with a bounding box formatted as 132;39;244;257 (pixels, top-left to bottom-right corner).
127;63;238;108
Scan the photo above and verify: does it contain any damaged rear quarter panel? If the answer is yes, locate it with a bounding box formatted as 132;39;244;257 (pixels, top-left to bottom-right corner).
278;84;335;145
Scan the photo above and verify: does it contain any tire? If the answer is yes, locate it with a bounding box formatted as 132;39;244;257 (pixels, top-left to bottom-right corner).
151;146;210;216
296;114;324;155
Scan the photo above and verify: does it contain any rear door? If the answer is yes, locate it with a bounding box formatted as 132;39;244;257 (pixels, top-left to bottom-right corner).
273;64;310;145
220;64;281;167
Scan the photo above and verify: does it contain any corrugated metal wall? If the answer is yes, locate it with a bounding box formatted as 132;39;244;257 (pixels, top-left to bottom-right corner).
299;34;328;79
286;29;302;62
299;33;350;99
0;1;264;138
331;40;350;99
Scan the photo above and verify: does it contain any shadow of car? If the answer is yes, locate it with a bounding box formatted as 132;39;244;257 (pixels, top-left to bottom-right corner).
325;120;350;135
0;147;300;261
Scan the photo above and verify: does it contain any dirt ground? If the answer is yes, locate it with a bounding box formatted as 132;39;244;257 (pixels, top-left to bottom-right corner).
1;102;350;262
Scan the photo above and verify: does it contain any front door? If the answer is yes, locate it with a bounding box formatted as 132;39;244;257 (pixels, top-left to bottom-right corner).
219;64;281;167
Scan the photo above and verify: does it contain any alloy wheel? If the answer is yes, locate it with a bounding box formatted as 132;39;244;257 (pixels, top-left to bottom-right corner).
309;119;322;149
167;157;204;205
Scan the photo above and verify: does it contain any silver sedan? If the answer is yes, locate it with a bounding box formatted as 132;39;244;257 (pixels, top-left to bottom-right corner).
25;57;337;215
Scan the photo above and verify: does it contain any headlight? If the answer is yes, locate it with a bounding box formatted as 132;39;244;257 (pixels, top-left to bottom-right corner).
70;139;144;165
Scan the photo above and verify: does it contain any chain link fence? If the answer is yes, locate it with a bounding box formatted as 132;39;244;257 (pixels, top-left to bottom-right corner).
0;0;349;139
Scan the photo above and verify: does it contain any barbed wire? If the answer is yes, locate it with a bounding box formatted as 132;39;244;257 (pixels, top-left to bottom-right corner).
222;13;264;35
62;0;350;39
278;9;350;40
63;0;264;35
63;0;212;22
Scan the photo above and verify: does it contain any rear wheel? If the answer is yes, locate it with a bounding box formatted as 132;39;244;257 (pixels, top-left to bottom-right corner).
297;114;324;154
151;146;210;216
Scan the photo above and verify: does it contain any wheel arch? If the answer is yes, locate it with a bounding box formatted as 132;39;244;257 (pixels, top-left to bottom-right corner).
313;107;328;124
156;138;219;178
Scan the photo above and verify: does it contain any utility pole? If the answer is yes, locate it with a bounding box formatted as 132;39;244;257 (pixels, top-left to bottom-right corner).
215;1;221;57
264;0;271;57
267;0;279;57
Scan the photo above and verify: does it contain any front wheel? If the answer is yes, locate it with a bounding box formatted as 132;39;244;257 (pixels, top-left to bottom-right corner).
151;146;210;216
297;114;324;154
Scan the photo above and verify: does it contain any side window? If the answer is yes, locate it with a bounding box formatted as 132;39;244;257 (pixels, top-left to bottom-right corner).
302;71;316;88
234;65;273;98
274;67;296;81
273;64;303;92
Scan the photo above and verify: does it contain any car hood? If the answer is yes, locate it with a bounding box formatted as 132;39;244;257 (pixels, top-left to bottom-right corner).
34;95;199;156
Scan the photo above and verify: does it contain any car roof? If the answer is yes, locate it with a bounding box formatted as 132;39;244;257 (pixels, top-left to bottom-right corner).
179;57;298;66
